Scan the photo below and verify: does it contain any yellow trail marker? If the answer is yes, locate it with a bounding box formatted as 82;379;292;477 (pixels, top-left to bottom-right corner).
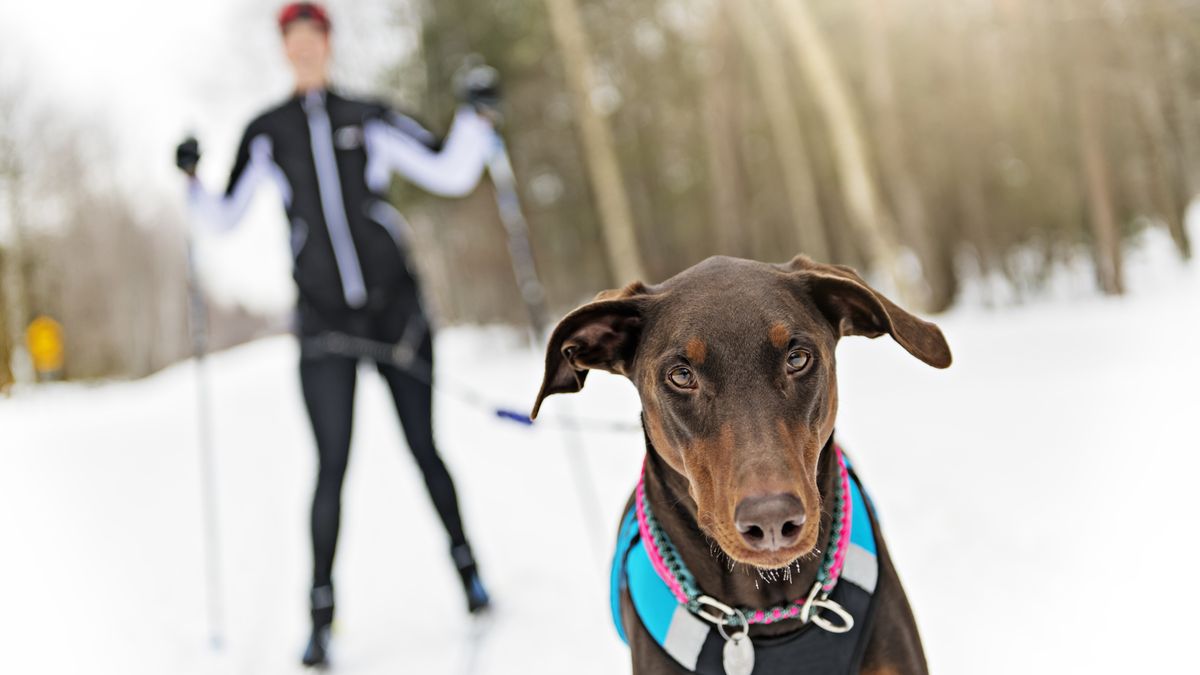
26;315;64;375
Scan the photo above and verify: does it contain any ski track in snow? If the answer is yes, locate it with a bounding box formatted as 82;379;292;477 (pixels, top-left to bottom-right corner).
2;229;1198;674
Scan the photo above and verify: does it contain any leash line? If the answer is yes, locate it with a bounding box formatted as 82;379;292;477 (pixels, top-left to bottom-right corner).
302;330;642;434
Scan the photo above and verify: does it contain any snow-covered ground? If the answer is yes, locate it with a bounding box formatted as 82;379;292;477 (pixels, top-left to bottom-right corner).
2;227;1198;674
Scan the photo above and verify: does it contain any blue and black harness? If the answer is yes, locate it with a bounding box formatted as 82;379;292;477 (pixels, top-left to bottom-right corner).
610;453;881;674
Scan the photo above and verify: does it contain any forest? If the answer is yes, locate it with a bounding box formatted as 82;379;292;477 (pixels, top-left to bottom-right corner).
1;0;1196;386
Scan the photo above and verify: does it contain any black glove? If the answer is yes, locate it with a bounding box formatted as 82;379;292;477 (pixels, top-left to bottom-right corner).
454;63;502;117
175;137;201;175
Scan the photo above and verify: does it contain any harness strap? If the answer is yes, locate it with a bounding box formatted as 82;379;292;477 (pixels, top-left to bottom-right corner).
626;538;712;669
611;506;640;643
840;460;878;593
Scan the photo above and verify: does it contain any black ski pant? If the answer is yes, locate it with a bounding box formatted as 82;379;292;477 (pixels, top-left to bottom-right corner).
299;318;468;592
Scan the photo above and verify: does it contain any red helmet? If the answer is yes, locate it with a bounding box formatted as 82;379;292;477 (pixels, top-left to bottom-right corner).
278;2;331;33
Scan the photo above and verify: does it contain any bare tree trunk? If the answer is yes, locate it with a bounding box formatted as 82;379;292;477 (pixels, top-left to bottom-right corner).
698;12;747;257
542;0;647;283
1131;83;1190;259
1076;86;1125;295
1;171;29;388
857;0;955;310
1102;2;1192;261
1160;32;1194;258
936;0;997;285
1061;0;1124;295
727;0;829;261
767;0;915;304
0;247;11;392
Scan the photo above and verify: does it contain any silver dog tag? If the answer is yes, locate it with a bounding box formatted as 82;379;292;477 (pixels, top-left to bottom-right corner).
722;634;755;675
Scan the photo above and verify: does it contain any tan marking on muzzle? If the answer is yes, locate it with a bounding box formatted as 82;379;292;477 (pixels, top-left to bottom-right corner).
642;390;686;475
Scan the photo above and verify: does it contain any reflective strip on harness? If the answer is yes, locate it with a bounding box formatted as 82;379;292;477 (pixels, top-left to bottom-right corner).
839;472;878;593
627;540;710;669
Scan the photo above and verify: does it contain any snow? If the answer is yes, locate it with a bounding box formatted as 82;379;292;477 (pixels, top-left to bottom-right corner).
2;225;1198;674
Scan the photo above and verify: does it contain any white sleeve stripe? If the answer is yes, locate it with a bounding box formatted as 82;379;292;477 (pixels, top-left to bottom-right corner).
187;134;282;231
364;106;494;197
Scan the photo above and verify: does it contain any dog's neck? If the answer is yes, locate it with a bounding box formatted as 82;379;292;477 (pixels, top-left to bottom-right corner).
643;434;840;638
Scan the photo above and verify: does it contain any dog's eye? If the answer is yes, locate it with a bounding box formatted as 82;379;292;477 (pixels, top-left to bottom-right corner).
786;349;811;373
667;366;696;389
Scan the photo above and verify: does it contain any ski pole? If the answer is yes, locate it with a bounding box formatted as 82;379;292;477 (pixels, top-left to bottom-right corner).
486;133;550;336
184;238;225;651
486;130;609;568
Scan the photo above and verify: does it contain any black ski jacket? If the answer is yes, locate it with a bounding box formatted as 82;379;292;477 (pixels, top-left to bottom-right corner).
188;89;492;331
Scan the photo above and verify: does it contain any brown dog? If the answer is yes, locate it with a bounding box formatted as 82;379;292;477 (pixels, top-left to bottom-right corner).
533;255;950;674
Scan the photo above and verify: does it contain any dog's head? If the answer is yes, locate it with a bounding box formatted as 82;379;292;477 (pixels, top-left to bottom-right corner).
533;255;951;569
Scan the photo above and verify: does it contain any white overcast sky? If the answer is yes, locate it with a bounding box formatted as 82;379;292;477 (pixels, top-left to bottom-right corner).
0;0;419;312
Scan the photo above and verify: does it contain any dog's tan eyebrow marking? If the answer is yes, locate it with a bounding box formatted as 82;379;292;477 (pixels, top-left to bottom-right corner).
769;322;790;349
594;280;647;301
685;337;707;365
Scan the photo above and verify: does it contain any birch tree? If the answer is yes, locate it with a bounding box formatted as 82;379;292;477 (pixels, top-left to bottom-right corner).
542;0;646;283
0;103;29;388
857;0;955;310
767;0;917;305
727;0;829;261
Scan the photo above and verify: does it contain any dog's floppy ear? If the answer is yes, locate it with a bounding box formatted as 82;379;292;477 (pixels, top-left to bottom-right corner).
783;255;952;368
532;282;652;418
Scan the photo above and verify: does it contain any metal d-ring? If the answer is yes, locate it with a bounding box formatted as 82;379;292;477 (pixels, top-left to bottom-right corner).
694;595;748;632
800;581;854;634
717;610;751;642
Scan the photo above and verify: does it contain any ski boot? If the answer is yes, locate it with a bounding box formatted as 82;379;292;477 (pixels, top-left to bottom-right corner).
302;585;334;668
452;544;491;614
301;624;331;669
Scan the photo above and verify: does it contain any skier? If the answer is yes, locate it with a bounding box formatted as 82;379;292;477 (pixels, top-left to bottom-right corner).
174;2;498;667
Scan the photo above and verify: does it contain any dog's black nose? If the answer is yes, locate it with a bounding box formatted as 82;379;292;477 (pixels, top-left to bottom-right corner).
735;494;806;552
